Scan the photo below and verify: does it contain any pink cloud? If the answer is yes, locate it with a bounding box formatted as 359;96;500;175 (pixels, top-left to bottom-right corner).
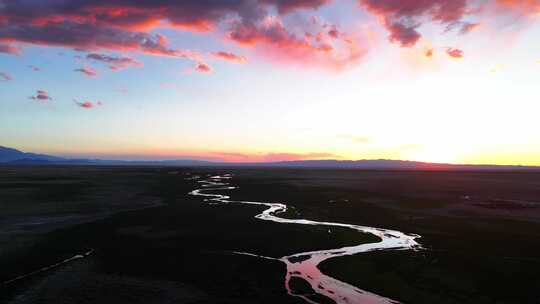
195;62;212;73
0;20;202;66
446;48;464;58
74;99;102;109
30;90;52;101
228;16;367;70
212;51;247;63
328;27;339;39
0;43;21;55
384;21;421;47
0;1;294;62
459;22;480;35
0;1;332;35
0;0;518;71
0;1;366;70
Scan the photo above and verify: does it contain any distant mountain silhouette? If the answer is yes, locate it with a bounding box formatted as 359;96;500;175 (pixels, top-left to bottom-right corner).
252;159;538;171
0;146;63;162
0;145;538;171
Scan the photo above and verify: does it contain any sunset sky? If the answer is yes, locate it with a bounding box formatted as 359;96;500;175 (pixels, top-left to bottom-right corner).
1;0;539;165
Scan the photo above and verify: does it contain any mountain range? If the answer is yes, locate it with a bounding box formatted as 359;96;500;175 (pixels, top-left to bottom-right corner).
1;145;538;171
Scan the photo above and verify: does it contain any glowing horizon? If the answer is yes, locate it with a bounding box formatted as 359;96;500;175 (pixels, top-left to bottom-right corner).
1;0;540;166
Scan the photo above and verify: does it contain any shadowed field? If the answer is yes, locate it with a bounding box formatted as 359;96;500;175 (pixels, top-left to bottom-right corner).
1;166;539;303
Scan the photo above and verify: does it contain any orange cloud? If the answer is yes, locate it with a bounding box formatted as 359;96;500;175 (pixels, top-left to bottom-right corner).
212;51;247;63
496;0;540;14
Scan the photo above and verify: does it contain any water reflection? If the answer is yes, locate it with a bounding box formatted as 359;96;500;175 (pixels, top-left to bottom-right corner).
190;174;421;304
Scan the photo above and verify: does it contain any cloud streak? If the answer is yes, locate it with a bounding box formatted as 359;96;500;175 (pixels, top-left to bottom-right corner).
212;51;247;63
86;53;143;71
74;67;98;77
74;99;102;109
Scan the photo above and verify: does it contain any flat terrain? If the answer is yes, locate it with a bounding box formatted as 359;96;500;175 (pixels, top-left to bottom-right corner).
1;166;540;303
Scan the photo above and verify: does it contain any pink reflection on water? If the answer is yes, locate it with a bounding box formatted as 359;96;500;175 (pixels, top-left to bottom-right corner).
190;174;421;304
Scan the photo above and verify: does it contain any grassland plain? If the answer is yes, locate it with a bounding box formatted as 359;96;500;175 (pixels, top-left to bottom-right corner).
1;166;540;303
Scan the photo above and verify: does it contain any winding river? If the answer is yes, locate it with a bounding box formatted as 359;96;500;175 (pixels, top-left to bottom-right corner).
189;174;422;304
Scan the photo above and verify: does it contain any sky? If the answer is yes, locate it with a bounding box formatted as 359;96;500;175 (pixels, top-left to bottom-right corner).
1;0;540;165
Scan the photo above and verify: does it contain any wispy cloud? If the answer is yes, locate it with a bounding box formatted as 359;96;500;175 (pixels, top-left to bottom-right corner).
74;67;99;77
0;72;12;81
74;99;102;109
212;51;247;63
86;53;143;71
29;90;52;101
